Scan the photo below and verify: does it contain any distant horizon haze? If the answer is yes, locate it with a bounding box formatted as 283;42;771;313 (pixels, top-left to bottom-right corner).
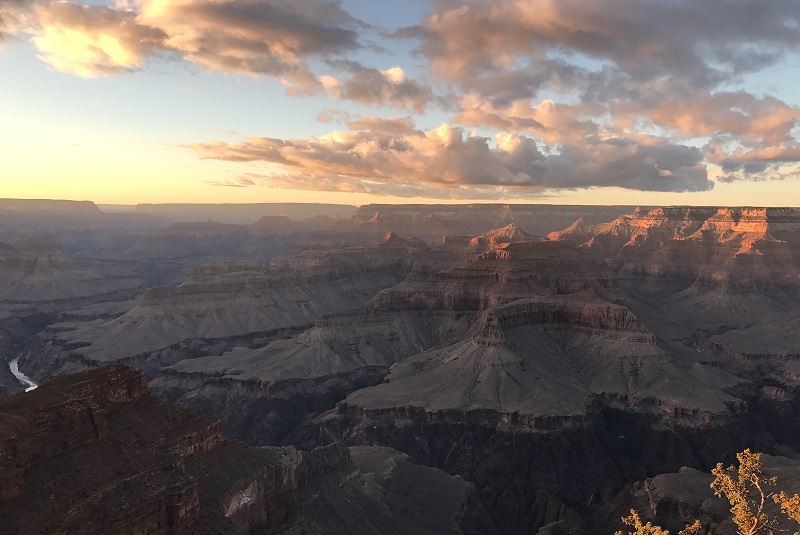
2;197;800;212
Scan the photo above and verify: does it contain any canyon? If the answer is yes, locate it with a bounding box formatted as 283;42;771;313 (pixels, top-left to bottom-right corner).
0;365;482;534
3;202;800;534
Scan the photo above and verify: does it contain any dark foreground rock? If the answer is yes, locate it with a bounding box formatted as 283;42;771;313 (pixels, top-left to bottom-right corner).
0;366;487;535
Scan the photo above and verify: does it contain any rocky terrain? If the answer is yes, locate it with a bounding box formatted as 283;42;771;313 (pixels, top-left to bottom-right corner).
308;204;639;248
4;203;800;534
0;365;485;534
0;201;354;394
0;236;146;395
25;234;431;380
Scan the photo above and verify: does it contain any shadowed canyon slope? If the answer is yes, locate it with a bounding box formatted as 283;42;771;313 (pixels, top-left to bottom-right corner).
5;204;800;534
0;366;484;534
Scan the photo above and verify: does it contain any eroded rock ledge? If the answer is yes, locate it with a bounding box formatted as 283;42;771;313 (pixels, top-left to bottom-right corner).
0;365;487;535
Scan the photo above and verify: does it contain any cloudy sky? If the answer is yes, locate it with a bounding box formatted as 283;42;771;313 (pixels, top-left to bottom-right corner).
1;0;799;205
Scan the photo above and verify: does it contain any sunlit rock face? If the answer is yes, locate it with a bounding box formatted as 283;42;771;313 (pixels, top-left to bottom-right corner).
332;204;638;244
551;206;800;253
549;207;800;330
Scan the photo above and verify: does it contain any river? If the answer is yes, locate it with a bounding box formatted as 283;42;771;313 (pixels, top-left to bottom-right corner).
9;358;38;392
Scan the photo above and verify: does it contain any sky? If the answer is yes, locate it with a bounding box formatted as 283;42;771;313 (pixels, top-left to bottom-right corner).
1;0;800;206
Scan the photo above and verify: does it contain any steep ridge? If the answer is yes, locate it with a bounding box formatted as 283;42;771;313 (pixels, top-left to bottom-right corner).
148;230;585;444
441;223;548;252
322;204;639;245
23;236;431;381
550;207;800;331
0;366;486;535
344;290;735;418
550;206;800;254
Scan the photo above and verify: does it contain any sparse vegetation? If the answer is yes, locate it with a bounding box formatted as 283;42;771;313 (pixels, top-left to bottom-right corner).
616;449;800;535
615;511;700;535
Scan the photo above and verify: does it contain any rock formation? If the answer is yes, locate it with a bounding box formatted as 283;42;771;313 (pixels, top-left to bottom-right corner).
440;223;548;252
329;204;639;245
24;235;432;381
7;204;800;534
0;365;486;535
0;237;145;393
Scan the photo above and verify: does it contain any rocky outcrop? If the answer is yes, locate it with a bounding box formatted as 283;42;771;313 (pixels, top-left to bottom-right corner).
441;223;548;252
550;206;800;255
476;292;651;339
549;206;800;333
0;367;145;499
0;366;215;533
336;204;638;243
0;366;488;535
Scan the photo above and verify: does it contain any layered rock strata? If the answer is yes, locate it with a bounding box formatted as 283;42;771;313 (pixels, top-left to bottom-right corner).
23;236;430;380
0;365;484;535
11;206;800;534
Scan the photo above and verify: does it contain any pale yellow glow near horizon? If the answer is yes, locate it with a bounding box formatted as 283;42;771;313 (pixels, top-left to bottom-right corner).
2;101;799;207
3;171;799;207
3;144;799;206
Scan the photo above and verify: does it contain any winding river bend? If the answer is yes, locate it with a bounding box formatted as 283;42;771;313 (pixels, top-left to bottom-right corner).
9;358;38;392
